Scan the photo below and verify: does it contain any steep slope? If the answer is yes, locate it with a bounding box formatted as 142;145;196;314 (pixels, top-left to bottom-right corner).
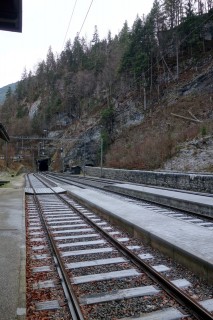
1;7;213;172
54;53;213;172
104;54;213;171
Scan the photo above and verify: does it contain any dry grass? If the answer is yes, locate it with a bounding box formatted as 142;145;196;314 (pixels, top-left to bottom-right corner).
105;89;213;170
106;133;173;169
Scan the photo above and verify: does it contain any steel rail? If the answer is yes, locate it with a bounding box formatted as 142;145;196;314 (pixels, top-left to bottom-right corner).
26;174;84;320
58;193;213;320
45;172;213;221
31;173;213;320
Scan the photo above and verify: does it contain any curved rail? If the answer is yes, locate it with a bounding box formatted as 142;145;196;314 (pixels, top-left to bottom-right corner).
33;173;213;320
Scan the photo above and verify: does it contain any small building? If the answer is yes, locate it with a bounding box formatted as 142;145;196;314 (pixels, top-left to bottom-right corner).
70;166;81;175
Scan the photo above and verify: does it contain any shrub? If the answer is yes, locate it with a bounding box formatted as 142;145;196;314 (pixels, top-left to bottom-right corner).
105;132;174;170
201;126;207;136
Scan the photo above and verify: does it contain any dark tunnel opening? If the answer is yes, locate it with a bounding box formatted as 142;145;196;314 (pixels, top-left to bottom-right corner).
37;158;49;172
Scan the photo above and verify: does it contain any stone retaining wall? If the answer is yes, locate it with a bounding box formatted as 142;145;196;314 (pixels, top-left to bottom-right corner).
85;167;213;193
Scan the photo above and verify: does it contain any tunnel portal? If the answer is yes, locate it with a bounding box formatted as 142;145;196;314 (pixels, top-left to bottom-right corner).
37;158;49;172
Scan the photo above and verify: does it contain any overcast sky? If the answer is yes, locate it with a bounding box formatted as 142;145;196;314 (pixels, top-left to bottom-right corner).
0;0;153;88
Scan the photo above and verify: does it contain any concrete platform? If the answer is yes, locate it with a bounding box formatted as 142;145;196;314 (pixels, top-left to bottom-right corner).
62;184;213;284
104;183;213;218
0;174;26;320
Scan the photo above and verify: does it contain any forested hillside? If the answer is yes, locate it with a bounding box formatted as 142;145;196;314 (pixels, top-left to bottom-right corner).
0;82;17;104
1;0;213;172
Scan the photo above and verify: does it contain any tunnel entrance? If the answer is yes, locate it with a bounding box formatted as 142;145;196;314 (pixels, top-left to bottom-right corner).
37;158;49;172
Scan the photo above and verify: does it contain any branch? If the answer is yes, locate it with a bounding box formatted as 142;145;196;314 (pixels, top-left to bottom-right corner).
171;113;202;123
188;110;201;122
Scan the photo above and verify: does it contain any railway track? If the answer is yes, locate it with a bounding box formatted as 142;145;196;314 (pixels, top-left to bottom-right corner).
26;173;213;320
44;173;213;230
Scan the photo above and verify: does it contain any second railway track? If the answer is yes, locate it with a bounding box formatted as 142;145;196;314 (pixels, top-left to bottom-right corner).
44;172;213;229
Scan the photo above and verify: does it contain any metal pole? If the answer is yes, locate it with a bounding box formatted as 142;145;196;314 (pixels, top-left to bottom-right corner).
100;137;103;178
60;145;64;173
176;35;179;80
32;150;34;172
5;142;8;168
83;140;86;177
144;87;146;110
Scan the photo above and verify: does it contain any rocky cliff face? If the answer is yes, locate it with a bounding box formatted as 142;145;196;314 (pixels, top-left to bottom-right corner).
65;125;102;167
58;98;144;167
163;135;213;172
49;53;213;172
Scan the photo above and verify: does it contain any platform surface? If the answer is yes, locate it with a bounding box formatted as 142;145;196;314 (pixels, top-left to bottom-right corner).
25;186;65;194
0;175;26;320
112;183;213;206
62;184;213;281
